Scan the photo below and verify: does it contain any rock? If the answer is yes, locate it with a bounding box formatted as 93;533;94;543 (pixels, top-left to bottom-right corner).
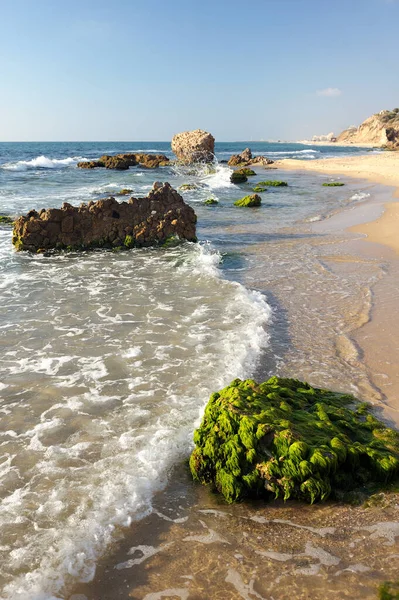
257;180;288;187
252;185;268;193
228;149;274;167
179;183;198;191
230;171;248;184
0;215;15;225
190;376;399;504
171;129;215;164
77;153;169;170
234;194;261;207
234;168;256;177
322;182;345;187
13;182;197;252
204;198;218;205
117;189;133;195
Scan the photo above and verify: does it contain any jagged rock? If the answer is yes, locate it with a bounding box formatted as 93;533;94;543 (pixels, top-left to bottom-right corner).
13;183;197;252
234;194;261;207
77;153;169;170
228;148;274;167
171;129;215;163
190;377;399;504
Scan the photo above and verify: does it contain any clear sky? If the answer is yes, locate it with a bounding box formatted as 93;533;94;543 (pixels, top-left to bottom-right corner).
0;0;398;141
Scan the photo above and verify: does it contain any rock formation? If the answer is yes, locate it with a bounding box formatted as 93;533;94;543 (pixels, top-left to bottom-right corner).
77;153;169;170
228;148;274;167
171;129;215;163
234;194;262;207
13;182;197;252
190;377;399;504
337;109;399;148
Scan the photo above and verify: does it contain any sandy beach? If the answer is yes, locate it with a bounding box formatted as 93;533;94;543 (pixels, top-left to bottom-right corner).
279;152;399;254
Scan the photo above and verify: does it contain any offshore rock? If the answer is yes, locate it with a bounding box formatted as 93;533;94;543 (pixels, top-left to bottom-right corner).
171;129;215;164
190;377;399;504
12;182;197;252
77;153;169;170
234;194;262;207
228;148;274;167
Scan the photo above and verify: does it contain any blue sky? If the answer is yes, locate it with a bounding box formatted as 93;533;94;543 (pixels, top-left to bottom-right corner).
0;0;398;141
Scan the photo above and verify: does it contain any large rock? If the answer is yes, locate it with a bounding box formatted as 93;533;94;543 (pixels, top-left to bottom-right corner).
77;153;169;170
190;377;399;504
13;183;197;252
228;148;274;167
171;129;215;163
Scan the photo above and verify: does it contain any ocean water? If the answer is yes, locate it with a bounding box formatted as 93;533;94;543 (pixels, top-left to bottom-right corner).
0;141;385;600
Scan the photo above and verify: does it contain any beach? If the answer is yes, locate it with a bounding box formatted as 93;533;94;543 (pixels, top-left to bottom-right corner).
1;143;399;599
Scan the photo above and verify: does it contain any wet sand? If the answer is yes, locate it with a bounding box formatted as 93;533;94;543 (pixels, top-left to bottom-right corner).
71;172;399;600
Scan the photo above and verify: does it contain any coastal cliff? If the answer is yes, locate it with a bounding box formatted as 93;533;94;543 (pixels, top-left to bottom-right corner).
337;109;399;148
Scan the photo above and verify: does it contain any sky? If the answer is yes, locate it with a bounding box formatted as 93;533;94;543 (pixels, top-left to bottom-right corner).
0;0;398;141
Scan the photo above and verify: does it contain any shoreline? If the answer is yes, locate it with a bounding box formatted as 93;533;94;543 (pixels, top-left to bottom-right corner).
278;152;399;255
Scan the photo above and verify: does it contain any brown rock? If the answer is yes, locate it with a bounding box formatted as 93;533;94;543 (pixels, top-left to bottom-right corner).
228;148;274;167
13;183;197;252
77;154;169;171
171;129;215;164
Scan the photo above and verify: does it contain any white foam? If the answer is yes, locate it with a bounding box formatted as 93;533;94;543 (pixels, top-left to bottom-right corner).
1;155;88;171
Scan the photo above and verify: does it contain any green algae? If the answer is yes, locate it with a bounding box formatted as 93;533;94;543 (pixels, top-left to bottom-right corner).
230;171;248;184
257;180;288;187
235;168;256;177
162;234;182;248
252;185;268;193
190;377;399;504
124;235;135;249
322;182;345;187
0;215;14;225
234;195;262;207
204;198;219;205
379;581;399;600
179;183;198;191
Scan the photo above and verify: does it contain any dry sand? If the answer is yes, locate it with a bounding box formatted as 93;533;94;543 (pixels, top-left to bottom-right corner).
279;152;399;254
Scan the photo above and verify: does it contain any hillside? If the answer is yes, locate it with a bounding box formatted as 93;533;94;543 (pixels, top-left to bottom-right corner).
337;108;399;148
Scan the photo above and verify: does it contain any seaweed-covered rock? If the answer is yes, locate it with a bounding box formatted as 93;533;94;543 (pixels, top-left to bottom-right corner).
171;129;215;164
230;171;248;184
379;580;399;600
190;377;399;504
257;180;288;187
77;153;169;170
0;215;15;225
252;185;268;193
234;194;261;207
179;183;198;191
235;168;256;177
204;198;218;205
12;182;197;252
322;182;345;187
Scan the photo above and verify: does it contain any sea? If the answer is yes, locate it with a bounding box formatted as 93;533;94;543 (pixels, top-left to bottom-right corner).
0;141;389;600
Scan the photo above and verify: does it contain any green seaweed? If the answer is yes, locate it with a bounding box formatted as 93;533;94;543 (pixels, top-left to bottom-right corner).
0;215;14;225
162;234;181;248
234;195;262;207
322;182;345;187
124;235;135;249
379;581;399;600
230;171;248;184
235;168;256;177
252;185;268;193
190;377;399;504
257;180;288;187
204;198;219;205
179;183;198;191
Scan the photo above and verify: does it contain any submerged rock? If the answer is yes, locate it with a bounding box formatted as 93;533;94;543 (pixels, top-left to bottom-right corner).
234;194;261;207
204;198;218;205
12;182;197;252
190;377;399;504
179;183;199;191
230;171;248;184
322;182;345;187
257;180;288;187
171;129;215;164
77;153;169;170
0;215;14;225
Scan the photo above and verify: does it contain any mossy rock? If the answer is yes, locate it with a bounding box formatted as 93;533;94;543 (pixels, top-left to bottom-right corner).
253;185;268;193
234;194;262;207
322;182;345;187
204;198;219;205
379;581;399;600
230;171;248;184
162;234;182;248
257;180;288;187
190;377;399;504
179;183;198;191
0;215;15;225
117;188;133;195
235;168;256;177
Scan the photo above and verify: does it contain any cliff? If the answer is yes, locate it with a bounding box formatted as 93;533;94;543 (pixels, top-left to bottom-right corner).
337;109;399;148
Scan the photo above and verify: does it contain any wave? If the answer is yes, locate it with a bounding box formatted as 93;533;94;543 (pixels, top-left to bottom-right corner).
0;242;271;600
1;155;88;171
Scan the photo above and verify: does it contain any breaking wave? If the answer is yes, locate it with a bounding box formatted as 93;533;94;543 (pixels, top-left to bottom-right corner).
1;155;88;171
